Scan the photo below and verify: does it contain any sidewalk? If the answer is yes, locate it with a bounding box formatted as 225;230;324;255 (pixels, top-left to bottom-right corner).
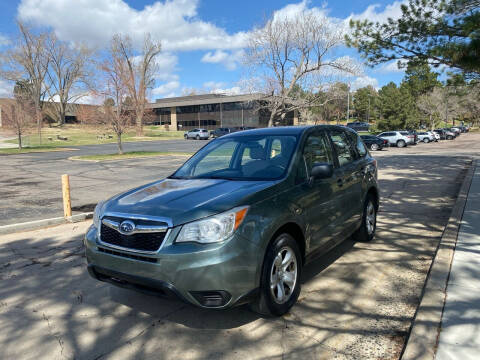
436;160;480;359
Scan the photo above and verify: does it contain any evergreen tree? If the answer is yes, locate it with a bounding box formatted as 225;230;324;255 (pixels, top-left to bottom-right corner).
347;0;480;78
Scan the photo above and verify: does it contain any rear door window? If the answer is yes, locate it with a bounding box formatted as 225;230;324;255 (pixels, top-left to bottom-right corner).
299;132;334;179
329;130;355;167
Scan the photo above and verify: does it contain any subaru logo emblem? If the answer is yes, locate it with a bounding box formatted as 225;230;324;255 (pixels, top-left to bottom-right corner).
119;220;135;235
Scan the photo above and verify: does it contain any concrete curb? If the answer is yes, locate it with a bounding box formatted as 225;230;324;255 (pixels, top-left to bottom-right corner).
401;160;476;360
0;212;93;236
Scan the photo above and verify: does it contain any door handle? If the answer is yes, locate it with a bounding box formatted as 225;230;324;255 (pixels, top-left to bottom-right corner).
337;178;344;187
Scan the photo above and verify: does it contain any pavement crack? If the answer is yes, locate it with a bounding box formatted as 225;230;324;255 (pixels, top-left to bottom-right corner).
42;312;66;358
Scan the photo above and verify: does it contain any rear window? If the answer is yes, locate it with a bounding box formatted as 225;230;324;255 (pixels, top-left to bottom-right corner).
400;131;409;136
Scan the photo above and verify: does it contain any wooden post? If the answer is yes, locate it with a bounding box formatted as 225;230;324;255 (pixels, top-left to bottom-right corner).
62;174;72;218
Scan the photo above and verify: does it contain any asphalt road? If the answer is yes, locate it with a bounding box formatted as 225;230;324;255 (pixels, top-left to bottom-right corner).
0;139;207;226
0;133;478;359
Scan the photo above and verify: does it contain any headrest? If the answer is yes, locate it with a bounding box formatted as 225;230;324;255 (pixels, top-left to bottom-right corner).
249;145;266;160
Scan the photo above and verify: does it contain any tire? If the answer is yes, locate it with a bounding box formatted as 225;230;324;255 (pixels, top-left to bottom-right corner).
370;143;379;151
447;135;453;140
396;140;406;148
196;135;200;140
250;233;302;316
184;134;188;139
423;138;429;143
353;194;377;242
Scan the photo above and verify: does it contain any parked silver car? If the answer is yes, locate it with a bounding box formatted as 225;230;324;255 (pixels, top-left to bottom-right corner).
184;128;210;140
417;132;435;143
377;131;412;147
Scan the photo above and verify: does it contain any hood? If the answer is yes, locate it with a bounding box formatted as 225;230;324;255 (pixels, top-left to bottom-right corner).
102;178;280;226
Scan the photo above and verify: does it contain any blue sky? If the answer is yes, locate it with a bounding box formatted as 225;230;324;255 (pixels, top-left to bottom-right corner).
0;0;409;100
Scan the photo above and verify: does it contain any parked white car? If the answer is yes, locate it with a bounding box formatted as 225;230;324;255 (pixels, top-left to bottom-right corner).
377;131;412;148
417;132;435;143
184;128;210;140
429;131;440;141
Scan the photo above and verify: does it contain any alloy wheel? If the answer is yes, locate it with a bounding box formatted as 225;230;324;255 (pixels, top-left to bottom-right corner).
270;246;298;304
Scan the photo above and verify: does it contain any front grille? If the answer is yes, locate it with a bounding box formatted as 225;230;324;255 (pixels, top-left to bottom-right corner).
98;247;158;263
100;223;166;252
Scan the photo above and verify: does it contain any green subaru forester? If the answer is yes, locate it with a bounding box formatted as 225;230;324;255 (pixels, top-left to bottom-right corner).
85;125;379;316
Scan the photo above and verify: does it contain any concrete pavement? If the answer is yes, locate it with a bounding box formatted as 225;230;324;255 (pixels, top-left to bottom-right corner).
0;142;470;359
436;160;480;360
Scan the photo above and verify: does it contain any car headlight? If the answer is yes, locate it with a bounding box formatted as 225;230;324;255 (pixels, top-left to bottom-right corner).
93;201;104;229
176;206;249;244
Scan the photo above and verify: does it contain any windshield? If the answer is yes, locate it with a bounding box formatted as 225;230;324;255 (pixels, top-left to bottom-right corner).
171;135;298;181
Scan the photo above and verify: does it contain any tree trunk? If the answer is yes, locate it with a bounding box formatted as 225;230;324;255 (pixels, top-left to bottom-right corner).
136;111;143;136
18;131;22;150
36;107;42;145
268;110;276;127
117;133;123;155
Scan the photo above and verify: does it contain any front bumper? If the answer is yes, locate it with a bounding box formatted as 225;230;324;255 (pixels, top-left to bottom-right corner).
84;225;261;309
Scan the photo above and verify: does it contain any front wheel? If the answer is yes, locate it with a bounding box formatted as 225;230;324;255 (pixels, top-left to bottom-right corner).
196;135;200;140
353;194;377;242
370;143;379;151
423;138;430;143
250;233;302;316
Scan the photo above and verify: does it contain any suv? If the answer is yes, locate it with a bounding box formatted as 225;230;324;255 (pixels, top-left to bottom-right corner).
417;132;435;143
346;122;370;132
377;131;412;147
435;129;455;140
210;128;231;138
85;126;379;316
185;128;209;140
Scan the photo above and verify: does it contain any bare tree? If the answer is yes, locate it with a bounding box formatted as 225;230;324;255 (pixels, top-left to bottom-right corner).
3;82;36;149
0;22;49;143
417;87;445;130
44;33;93;125
112;33;161;136
244;11;359;126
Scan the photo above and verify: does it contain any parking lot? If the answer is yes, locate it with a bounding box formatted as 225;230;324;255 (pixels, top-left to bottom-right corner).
0;133;478;359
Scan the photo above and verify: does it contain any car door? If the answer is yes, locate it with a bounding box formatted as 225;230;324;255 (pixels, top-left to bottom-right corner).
290;130;340;253
327;128;363;240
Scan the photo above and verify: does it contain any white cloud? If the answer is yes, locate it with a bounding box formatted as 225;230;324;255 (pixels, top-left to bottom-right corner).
0;34;10;47
377;61;406;73
349;1;407;23
201;49;244;70
18;0;248;51
152;80;180;96
210;86;242;96
0;80;13;97
350;76;379;91
203;81;226;90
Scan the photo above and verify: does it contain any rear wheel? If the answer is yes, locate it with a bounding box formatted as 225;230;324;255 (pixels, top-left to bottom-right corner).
397;140;406;148
370;143;379;151
353;194;377;242
423;138;430;143
250;233;302;316
196;135;200;140
447;135;453;140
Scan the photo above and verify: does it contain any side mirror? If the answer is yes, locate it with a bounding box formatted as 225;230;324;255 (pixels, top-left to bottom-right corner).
311;163;333;180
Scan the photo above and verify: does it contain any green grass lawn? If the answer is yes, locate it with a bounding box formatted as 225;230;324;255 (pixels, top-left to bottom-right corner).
0;145;78;155
4;125;185;149
69;151;193;162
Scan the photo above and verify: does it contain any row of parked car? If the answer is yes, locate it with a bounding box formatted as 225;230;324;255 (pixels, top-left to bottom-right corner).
360;126;470;151
184;127;256;140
